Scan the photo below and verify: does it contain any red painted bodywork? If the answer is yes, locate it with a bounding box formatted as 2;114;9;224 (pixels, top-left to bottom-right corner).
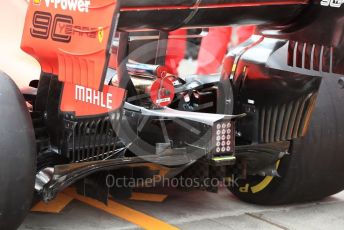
60;83;125;116
21;0;119;91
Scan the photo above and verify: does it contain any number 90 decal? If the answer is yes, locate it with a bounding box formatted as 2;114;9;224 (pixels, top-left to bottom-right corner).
30;11;99;43
320;0;343;8
30;11;73;43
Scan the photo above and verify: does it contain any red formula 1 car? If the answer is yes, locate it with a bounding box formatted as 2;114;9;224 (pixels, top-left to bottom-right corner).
1;0;344;229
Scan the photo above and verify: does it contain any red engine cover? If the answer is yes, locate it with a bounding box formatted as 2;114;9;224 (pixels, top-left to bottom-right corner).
21;0;119;91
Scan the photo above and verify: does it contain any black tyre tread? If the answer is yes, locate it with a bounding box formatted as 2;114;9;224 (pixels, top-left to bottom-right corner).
0;72;36;230
230;76;344;205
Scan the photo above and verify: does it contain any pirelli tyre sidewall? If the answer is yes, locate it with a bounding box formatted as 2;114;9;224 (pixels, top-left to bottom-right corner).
0;72;36;229
230;76;344;205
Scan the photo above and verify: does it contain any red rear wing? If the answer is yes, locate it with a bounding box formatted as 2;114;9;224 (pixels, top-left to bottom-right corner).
21;0;119;90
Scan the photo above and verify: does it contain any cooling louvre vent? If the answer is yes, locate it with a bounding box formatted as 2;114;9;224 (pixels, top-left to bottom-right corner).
259;94;317;143
31;111;50;152
288;41;333;73
63;112;121;163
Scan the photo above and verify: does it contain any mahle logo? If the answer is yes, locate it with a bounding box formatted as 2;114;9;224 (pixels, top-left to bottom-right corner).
35;0;91;13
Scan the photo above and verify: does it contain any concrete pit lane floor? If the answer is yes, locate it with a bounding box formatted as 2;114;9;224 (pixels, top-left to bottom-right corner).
20;187;344;230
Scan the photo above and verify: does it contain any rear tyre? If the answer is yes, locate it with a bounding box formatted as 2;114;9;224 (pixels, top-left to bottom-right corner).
230;76;344;205
0;72;36;229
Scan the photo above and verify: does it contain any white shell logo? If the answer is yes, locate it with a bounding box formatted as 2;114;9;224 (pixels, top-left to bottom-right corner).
43;0;91;13
321;0;343;7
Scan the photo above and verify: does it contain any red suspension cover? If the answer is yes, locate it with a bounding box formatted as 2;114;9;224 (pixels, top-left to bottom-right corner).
21;0;119;91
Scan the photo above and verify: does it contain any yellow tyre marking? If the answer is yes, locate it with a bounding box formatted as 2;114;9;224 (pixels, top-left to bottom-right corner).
31;193;73;213
64;188;179;230
130;192;168;202
250;176;274;194
239;184;250;193
250;160;281;194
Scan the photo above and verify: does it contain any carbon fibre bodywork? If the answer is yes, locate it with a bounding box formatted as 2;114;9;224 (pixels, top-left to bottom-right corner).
19;0;344;203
